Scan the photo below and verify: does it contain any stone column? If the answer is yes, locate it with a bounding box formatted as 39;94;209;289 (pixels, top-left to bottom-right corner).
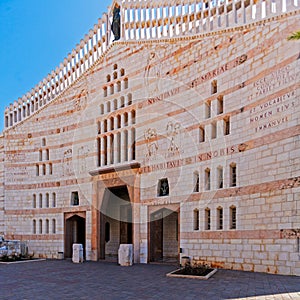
128;129;133;161
107;135;112;165
114;133;120;164
100;137;105;166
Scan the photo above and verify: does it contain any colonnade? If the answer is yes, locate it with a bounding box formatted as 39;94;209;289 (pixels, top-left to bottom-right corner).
4;0;298;129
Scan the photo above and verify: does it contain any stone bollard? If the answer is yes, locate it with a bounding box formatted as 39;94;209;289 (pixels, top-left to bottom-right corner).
72;244;84;263
118;244;133;266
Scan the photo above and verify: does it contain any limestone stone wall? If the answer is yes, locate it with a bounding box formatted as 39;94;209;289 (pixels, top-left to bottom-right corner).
1;3;299;275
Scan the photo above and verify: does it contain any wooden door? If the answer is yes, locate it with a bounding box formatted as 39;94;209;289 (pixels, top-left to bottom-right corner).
150;212;163;261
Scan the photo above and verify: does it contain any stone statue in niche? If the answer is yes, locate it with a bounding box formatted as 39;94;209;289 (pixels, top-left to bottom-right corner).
112;6;121;41
144;128;158;157
166;121;181;155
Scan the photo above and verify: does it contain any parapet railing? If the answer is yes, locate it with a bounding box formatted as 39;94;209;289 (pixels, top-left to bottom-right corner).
4;0;299;130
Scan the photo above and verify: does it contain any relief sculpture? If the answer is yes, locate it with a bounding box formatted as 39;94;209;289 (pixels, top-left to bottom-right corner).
166;121;181;156
63;149;74;176
144;128;158;157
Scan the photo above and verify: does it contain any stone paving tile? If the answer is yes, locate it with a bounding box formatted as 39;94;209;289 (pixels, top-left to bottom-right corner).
0;260;299;300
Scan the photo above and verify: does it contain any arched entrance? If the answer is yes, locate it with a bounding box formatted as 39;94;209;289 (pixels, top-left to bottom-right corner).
100;186;132;260
149;208;179;263
65;214;86;259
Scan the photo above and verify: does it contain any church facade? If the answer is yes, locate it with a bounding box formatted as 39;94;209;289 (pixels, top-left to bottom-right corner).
1;0;299;275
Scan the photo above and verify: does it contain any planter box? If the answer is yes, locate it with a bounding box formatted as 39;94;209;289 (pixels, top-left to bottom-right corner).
166;268;217;280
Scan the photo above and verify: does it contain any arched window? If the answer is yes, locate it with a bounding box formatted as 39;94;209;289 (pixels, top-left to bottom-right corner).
211;122;217;139
211;80;217;94
127;93;132;105
158;178;169;196
113;99;118;110
52;219;56;234
217;207;223;230
33;219;36;234
46;219;49;234
230;206;237;229
217;95;224;114
100;103;104;114
193;171;199;193
39;219;43;234
124;77;129;89
103;87;107;97
131;110;136;125
45;193;49;208
205;168;211;190
224;117;230;135
230;163;237;187
205;101;211;119
39;194;43;208
217;167;223;189
33;194;36;208
45;149;49;160
205;208;211;230
199;126;205;143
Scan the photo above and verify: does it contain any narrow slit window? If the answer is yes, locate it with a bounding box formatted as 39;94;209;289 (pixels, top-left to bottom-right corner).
205;208;211;230
230;163;237;187
217;95;223;114
199;126;205;143
217;167;223;189
205;168;211;191
211;80;217;94
224;117;230;135
193;172;199;193
193;209;199;230
205;101;211;119
217;207;223;230
230;206;237;229
211;122;217;139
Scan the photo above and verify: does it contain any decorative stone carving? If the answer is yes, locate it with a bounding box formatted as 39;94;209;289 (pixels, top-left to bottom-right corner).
144;128;158;157
63;149;74;176
166;121;181;155
281;229;300;239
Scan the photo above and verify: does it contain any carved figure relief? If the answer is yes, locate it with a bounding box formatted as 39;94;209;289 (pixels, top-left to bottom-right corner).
166;121;181;155
144;128;158;157
63;149;74;176
144;52;162;96
74;89;88;111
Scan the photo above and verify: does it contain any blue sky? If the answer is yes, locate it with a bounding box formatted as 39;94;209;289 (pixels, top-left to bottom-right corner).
0;0;112;132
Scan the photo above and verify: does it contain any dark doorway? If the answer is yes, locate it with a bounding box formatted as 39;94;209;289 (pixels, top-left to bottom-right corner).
65;215;86;258
150;208;179;263
100;186;132;260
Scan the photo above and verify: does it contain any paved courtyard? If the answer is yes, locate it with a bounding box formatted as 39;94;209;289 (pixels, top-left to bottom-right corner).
0;260;299;300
